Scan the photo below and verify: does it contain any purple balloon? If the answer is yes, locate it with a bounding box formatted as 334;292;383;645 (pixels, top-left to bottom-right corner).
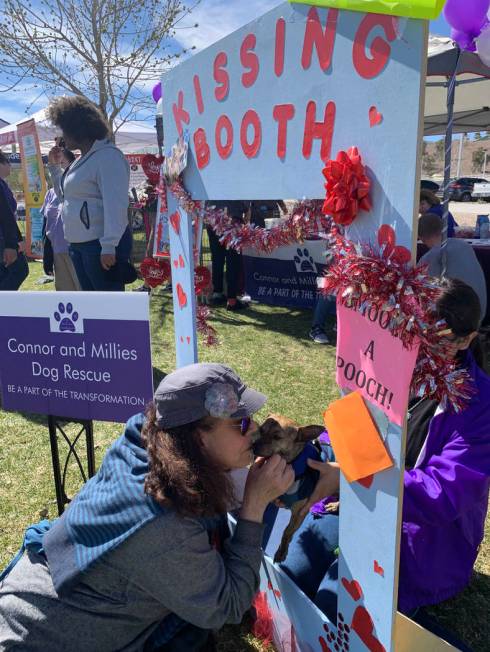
444;0;489;35
451;28;478;52
152;82;162;103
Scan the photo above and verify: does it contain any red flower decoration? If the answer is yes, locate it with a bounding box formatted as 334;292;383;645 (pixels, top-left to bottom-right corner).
140;257;171;288
322;147;372;226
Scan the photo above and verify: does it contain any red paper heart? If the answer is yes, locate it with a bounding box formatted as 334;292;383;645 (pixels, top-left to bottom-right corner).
369;106;383;127
179;254;185;268
351;606;386;652
180;336;184;343
374;560;384;577
169;210;180;235
267;581;273;590
358;474;374;488
173;259;178;269
186;336;190;344
341;577;363;602
392;245;412;265
142;154;164;185
273;589;282;600
140;257;171;288
377;224;395;257
176;283;187;308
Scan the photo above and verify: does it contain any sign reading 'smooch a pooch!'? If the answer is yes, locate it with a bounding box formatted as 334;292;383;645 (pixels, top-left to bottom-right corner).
0;293;153;423
336;300;420;425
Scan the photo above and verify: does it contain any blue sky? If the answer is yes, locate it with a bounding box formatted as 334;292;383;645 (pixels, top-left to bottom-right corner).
0;1;451;126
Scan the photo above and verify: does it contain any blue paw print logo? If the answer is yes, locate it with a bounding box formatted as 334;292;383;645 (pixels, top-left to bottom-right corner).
54;302;79;333
294;248;317;273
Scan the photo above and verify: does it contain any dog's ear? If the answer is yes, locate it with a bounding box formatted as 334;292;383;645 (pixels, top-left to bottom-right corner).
296;425;324;442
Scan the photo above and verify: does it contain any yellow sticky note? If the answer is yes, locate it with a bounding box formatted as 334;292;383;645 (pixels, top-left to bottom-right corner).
289;0;445;20
323;392;393;482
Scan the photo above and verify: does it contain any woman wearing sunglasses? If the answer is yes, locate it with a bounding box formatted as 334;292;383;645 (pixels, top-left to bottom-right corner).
0;363;294;652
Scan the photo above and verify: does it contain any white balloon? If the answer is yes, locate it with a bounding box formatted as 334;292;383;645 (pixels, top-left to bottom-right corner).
476;24;490;67
156;98;163;116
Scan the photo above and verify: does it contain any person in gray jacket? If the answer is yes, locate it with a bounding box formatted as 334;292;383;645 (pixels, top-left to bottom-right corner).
418;213;487;323
0;363;293;651
47;96;132;291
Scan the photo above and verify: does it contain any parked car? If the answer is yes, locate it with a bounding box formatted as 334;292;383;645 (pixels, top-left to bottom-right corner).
420;179;440;192
436;177;488;202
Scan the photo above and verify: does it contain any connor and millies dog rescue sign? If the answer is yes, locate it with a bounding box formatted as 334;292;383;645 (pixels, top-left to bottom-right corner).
0;292;153;423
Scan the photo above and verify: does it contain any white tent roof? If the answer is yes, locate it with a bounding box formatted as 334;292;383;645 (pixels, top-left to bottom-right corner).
0;107;158;153
425;35;490;136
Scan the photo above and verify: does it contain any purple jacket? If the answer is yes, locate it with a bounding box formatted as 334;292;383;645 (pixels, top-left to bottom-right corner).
399;352;490;613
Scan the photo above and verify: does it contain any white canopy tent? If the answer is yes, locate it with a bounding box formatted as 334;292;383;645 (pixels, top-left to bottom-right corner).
0;107;158;154
425;35;490;136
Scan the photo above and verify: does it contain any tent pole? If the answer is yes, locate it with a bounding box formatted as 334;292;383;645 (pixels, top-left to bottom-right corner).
441;47;462;276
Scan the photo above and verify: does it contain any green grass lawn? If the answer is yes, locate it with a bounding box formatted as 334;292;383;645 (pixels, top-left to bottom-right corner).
0;261;488;651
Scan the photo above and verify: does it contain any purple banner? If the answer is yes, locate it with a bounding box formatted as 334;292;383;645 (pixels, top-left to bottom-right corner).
0;316;153;423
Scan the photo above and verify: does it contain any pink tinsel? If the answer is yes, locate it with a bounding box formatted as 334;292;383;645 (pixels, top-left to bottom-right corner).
319;233;474;411
168;180;330;254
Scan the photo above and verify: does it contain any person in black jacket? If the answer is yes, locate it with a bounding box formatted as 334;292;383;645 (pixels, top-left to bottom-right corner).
0;151;29;291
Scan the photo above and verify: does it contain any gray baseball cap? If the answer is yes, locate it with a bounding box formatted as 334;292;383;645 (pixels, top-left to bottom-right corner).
154;362;266;429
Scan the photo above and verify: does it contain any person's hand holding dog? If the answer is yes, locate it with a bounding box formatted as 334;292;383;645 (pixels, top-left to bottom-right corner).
241;454;295;524
298;459;340;518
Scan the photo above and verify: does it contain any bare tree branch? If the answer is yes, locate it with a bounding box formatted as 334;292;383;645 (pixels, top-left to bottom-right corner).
0;0;199;134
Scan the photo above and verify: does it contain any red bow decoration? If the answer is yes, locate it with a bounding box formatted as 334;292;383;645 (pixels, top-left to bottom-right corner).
322;147;372;226
140;257;171;288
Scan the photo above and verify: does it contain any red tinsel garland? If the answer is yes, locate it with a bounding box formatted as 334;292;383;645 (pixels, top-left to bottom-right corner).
322;147;371;226
318;233;474;411
169;180;331;254
196;305;218;346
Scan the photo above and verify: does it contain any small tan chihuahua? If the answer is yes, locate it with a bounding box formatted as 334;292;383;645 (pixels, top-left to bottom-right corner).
253;414;325;563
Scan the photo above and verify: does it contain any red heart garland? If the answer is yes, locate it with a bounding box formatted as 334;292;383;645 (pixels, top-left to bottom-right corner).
176;283;187;308
142;154;164;185
169;210;181;235
140;257;171;288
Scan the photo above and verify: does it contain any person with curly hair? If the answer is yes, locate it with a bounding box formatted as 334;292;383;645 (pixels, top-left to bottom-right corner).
0;363;294;652
0;150;29;290
419;189;458;238
47;96;132;291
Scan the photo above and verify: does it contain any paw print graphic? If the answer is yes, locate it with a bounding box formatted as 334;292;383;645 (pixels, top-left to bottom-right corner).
294;248;317;273
54;302;79;333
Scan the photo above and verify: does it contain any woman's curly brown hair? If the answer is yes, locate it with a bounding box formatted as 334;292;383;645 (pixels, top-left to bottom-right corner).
47;96;109;144
141;402;236;517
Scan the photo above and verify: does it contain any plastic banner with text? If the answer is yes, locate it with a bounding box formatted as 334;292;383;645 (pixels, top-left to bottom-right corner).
16;119;47;258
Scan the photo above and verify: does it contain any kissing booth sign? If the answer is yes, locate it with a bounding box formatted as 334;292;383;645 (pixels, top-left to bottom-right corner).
162;2;453;651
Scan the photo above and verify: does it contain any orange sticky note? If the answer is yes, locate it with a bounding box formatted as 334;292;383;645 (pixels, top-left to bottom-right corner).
323;392;393;483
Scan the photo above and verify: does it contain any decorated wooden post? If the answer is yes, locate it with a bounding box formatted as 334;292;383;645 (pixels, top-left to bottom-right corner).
162;2;455;650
